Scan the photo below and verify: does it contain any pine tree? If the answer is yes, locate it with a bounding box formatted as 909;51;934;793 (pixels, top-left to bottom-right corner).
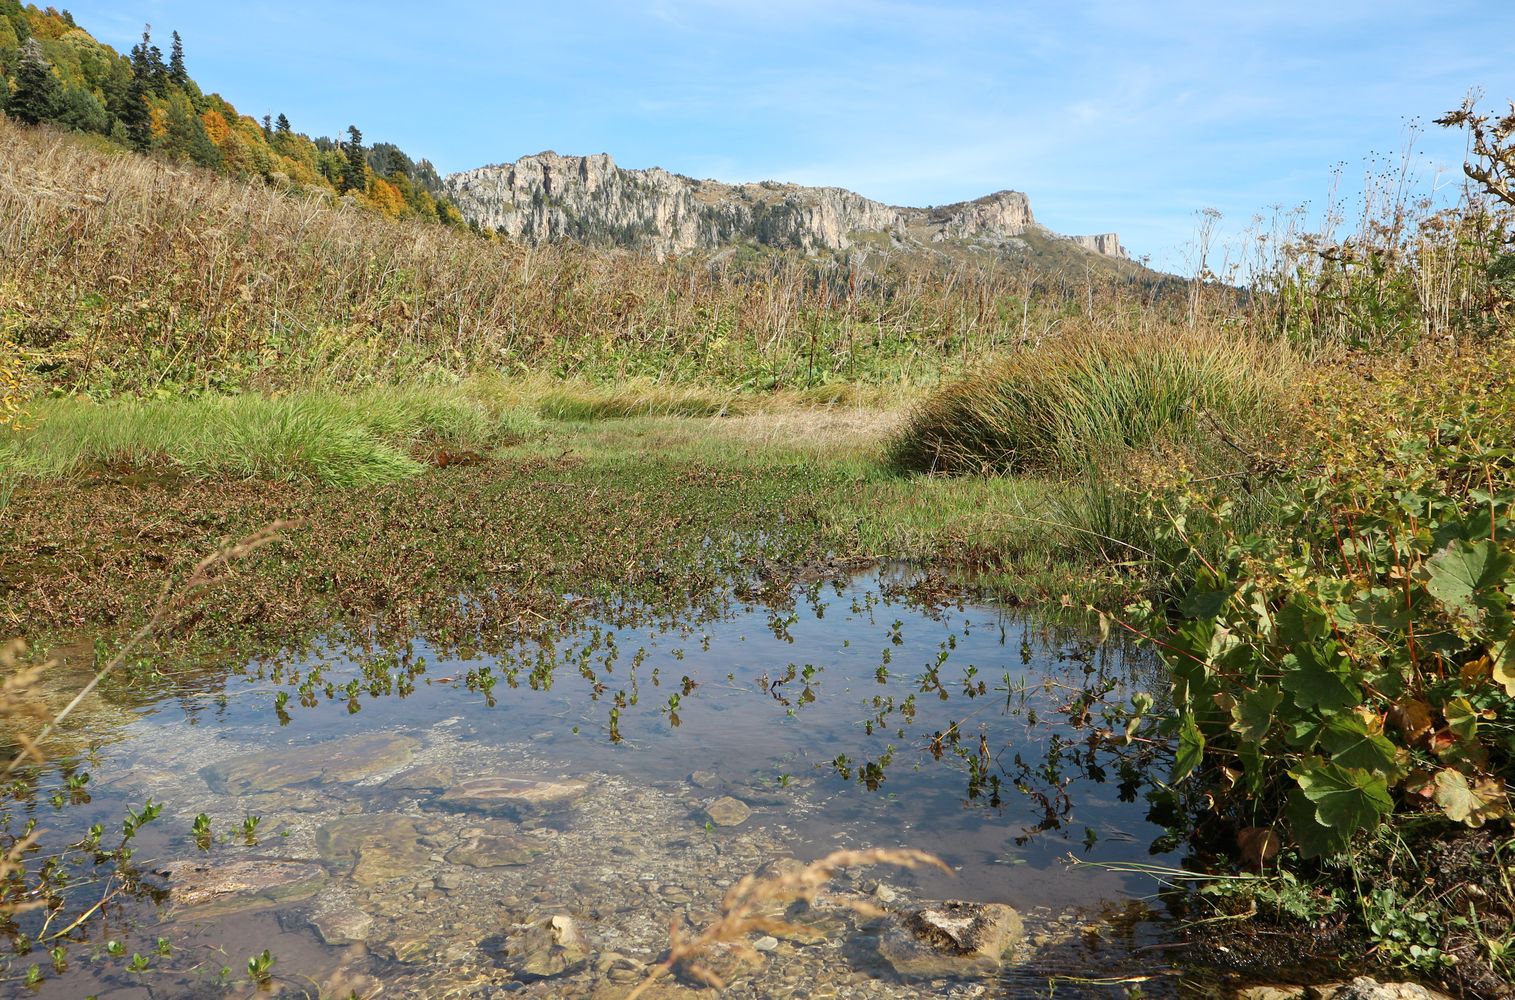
275;113;291;134
261;114;272;137
341;124;366;192
10;39;61;125
168;30;187;86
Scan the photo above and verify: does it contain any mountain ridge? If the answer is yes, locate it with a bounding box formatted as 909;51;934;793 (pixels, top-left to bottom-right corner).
444;150;1128;261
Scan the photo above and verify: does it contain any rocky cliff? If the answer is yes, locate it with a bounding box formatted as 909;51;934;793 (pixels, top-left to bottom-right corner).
443;152;1127;260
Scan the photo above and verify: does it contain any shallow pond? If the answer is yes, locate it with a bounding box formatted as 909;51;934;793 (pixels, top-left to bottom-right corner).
10;566;1189;998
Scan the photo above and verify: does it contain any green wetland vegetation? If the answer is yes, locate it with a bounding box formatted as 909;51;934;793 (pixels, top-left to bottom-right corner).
3;52;1515;1000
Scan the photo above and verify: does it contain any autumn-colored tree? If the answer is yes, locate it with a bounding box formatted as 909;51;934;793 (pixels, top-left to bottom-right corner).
200;107;229;145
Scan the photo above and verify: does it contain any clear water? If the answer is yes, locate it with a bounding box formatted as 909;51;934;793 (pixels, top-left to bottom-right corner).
12;566;1185;998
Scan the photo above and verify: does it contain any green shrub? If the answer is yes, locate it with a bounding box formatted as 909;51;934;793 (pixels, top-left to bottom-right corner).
886;330;1291;477
1137;346;1515;861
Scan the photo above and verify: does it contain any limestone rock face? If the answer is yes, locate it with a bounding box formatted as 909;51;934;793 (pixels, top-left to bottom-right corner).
445;154;1126;259
1072;233;1128;258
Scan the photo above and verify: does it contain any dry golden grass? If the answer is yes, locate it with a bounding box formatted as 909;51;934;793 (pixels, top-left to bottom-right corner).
0;117;1188;400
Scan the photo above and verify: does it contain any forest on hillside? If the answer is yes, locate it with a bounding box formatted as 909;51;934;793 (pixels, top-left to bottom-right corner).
0;2;465;225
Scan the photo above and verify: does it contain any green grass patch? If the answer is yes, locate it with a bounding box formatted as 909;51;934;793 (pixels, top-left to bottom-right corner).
1;387;540;487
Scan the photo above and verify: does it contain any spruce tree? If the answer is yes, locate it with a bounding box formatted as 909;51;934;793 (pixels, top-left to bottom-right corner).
123;26;155;149
275;113;291;134
341;124;366;192
10;39;61;125
168;30;187;86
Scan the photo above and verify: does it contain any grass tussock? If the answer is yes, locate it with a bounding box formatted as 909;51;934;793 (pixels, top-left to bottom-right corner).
0;388;539;487
887;329;1296;477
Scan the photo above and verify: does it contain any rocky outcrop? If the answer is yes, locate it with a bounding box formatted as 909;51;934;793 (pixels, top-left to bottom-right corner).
444;152;1126;259
1072;233;1128;258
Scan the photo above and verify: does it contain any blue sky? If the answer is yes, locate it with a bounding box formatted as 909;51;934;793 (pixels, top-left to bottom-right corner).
60;1;1515;272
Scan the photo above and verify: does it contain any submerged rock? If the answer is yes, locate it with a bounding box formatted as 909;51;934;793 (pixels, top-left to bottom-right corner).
384;761;457;791
201;732;419;795
878;900;1024;978
316;814;433;885
502;914;591;979
435;775;589;818
156;859;325;918
309;903;374;945
1323;979;1456;1000
704;795;751;827
445;819;544;868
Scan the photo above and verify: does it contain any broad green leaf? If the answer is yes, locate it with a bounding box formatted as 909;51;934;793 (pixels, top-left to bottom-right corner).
1230;687;1283;743
1172;713;1205;782
1320;714;1401;776
1284;787;1350;860
1424;539;1512;619
1442;696;1479;742
1291;763;1393;840
1431;769;1509;828
1180;588;1228;620
1280;643;1360;713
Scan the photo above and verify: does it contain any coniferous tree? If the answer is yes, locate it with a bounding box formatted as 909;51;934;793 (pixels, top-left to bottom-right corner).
10;39;61;125
122;26;156;149
275;112;291;134
54;83;109;133
168;30;187;86
261;114;272;137
341;124;365;191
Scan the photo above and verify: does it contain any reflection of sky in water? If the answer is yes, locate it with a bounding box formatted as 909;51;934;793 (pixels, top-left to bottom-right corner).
125;568;1174;906
21;568;1184;997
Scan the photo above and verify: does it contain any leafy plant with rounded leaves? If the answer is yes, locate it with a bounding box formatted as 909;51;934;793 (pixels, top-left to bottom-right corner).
1139;347;1514;861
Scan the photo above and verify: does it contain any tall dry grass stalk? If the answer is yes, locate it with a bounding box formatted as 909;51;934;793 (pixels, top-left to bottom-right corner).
625;847;949;998
0;118;1178;398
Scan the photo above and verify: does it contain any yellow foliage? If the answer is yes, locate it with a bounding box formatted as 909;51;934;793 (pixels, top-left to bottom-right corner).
24;10;71;40
0;341;27;431
148;104;168;140
368;176;406;218
201;109;230;146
